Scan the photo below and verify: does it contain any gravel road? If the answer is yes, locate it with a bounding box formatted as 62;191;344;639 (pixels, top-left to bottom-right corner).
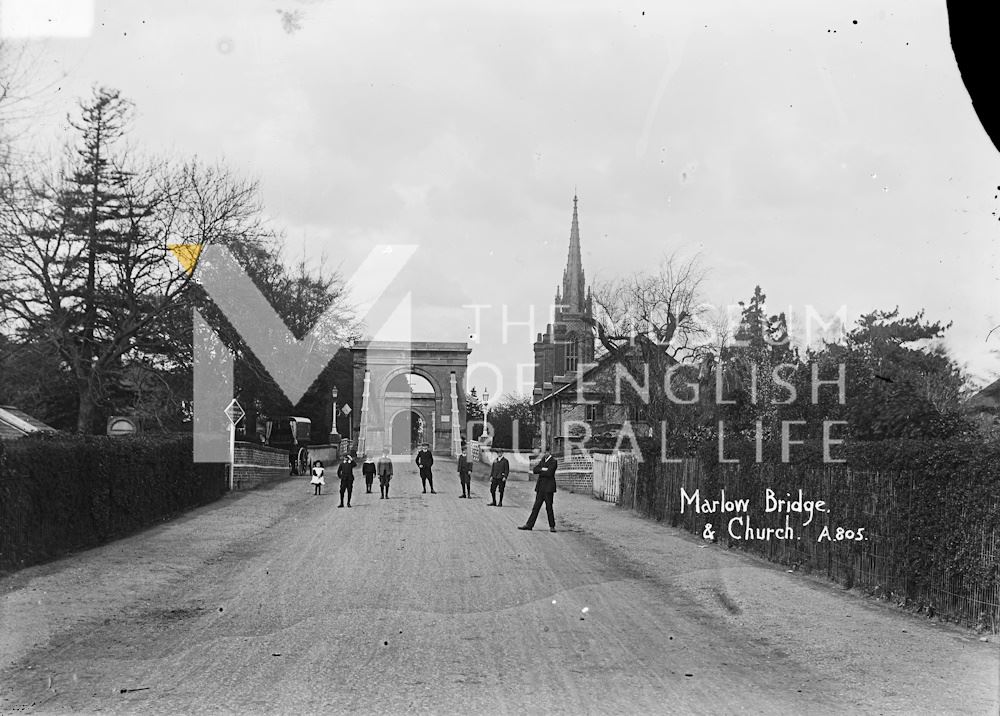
1;457;996;715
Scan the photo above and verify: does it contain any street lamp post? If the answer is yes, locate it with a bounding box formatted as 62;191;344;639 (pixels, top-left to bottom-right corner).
482;387;490;445
330;386;339;443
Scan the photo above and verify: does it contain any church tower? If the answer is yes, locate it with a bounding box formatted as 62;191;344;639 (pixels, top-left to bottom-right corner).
533;195;595;401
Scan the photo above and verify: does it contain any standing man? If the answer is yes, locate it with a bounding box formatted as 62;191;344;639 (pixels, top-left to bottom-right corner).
488;448;510;507
377;448;393;499
518;448;558;532
457;445;473;498
337;451;357;508
416;443;435;494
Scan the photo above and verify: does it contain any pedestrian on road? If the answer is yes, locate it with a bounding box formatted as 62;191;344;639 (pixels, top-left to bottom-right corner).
519;448;558;532
416;443;435;493
310;460;325;496
338;452;357;508
489;448;510;506
377;448;394;499
362;454;376;493
457;445;473;498
288;447;298;476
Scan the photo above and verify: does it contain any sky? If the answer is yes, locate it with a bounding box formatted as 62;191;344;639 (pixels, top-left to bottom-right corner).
3;0;999;402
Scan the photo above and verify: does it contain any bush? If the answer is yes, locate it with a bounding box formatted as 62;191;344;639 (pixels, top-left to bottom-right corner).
628;433;1000;628
0;433;226;573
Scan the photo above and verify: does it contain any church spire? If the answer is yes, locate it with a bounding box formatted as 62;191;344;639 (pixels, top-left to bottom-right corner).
561;194;586;314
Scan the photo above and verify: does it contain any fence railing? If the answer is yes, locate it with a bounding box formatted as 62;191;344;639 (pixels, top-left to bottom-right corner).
592;452;637;503
616;459;1000;632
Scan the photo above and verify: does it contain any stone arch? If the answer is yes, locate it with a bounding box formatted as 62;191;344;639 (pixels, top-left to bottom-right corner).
377;365;443;401
351;341;472;456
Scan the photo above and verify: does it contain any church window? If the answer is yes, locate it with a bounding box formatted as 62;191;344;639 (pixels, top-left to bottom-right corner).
564;338;578;373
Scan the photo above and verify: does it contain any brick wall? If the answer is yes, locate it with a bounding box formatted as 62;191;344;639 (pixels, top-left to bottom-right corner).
555;469;593;493
232;442;292;491
554;453;593;493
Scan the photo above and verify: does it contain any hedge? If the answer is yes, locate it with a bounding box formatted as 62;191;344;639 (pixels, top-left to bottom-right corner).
619;433;1000;629
0;433;227;573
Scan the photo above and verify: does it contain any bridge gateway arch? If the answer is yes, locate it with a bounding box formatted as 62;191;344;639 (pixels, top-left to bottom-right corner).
351;341;472;457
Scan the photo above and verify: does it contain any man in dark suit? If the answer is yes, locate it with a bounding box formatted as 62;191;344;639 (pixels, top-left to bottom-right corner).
415;443;435;493
337;451;358;508
488;448;510;506
518;448;558;532
457;445;473;498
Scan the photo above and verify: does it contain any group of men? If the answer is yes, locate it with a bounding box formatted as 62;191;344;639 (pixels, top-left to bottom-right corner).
322;442;561;532
457;445;560;532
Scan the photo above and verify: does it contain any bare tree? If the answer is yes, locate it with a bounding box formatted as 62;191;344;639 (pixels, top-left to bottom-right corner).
586;253;710;424
0;88;265;431
589;252;710;361
0;39;65;172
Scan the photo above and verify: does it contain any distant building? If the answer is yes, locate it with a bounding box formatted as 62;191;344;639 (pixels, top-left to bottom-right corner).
965;378;1000;437
0;406;57;441
531;196;650;450
967;378;1000;412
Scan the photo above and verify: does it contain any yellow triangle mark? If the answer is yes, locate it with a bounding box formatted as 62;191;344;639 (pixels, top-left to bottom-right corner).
168;243;203;275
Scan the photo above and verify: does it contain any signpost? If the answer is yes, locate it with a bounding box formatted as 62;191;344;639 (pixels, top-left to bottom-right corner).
342;403;352;452
224;399;245;490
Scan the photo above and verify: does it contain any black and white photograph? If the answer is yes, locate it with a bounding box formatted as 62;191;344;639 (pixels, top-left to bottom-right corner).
1;1;998;713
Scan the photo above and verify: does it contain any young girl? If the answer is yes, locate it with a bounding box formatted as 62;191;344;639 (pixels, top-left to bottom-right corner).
310;460;325;496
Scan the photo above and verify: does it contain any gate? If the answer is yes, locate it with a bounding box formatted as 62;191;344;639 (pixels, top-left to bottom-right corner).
592;452;638;504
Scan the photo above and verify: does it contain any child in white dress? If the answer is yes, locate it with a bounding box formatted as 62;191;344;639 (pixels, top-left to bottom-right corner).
310;460;325;495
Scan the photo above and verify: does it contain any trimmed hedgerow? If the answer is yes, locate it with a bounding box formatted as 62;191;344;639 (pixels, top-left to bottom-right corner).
619;433;1000;629
0;433;226;573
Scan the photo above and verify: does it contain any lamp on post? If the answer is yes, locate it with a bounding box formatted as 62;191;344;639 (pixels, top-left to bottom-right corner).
482;387;490;445
330;386;339;441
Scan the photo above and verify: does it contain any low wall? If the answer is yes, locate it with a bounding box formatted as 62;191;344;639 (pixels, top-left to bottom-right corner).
470;445;605;491
554;454;594;493
474;445;534;481
308;444;339;466
232;442;292;490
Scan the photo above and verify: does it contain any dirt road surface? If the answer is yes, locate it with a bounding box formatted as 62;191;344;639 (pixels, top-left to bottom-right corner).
1;457;996;714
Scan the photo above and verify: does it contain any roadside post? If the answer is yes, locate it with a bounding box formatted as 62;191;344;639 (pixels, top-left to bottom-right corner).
224;399;246;491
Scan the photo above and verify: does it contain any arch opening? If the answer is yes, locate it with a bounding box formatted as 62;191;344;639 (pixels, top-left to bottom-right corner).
390;410;424;453
385;372;435;395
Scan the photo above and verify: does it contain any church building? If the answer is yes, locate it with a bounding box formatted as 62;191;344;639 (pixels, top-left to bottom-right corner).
532;196;643;450
532;195;594;394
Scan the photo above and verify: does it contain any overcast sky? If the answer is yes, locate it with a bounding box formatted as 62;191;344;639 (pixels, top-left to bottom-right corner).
5;0;999;400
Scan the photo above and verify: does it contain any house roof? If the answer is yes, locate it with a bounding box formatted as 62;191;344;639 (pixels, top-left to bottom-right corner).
967;378;1000;411
533;341;688;407
0;406;57;440
532;353;612;407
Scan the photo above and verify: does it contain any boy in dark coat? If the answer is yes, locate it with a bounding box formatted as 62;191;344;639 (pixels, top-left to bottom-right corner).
488;448;510;506
361;454;376;493
377;449;393;499
457;446;473;498
415;444;435;493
